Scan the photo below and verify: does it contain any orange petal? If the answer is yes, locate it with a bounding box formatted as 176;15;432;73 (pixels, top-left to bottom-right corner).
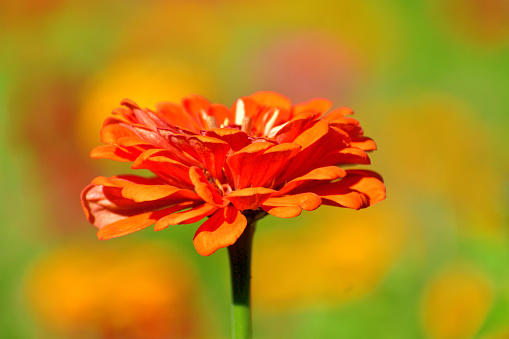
317;148;371;168
323;107;354;121
90;145;138;162
305;170;385;210
276;166;347;195
226;187;275;211
155;101;199;130
261;205;302;218
329;117;363;136
193;206;247;256
189;167;227;207
100;123;138;144
262;192;322;211
154;203;218;230
249;91;292;111
292;98;333;116
121;184;200;203
350;136;377;151
96;203;193;240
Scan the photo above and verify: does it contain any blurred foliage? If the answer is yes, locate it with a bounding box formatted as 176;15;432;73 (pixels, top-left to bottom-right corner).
0;0;508;338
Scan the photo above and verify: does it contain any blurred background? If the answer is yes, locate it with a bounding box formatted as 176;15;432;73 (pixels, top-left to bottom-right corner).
1;0;508;338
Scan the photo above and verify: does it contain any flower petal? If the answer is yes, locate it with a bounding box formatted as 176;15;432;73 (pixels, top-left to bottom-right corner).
121;183;200;203
303;170;385;210
274;112;319;144
203;128;249;152
250;143;301;187
292;98;332;116
90;145;138;162
96;203;193;240
276;166;347;195
350;136;377;151
187;135;230;180
225;142;273;189
155;101;199;130
132;149;193;187
193;206;247;256
154;203;218;230
226;187;275;211
262;192;322;211
189;166;227;207
261;205;302;218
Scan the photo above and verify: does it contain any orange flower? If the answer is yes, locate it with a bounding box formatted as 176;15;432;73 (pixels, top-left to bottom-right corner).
81;91;385;256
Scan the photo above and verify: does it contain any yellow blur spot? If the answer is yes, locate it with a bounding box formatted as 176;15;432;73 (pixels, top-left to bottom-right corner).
421;264;493;339
75;57;213;154
253;206;406;309
25;242;201;338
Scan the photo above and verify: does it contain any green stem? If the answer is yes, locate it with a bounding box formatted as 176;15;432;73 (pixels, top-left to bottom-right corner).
227;219;256;339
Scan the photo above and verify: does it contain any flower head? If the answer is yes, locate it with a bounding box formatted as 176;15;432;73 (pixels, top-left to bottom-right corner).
81;91;385;255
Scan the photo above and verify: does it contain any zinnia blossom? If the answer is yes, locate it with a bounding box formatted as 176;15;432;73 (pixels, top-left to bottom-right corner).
81;91;385;256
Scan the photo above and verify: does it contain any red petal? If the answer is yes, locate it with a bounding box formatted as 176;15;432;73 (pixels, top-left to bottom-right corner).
154;203;218;230
250;143;301;187
274;112;318;144
187;135;230;180
203;128;249;152
132;149;193;187
225;142;273;189
193;206;247;256
226;187;275;211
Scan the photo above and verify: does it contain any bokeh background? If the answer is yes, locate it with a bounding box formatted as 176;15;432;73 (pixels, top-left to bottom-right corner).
1;0;508;338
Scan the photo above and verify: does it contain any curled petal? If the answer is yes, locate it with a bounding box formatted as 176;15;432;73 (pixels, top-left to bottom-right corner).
226;187;275;211
193;205;247;256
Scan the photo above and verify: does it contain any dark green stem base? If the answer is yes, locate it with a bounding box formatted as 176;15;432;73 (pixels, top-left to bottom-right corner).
227;218;256;339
